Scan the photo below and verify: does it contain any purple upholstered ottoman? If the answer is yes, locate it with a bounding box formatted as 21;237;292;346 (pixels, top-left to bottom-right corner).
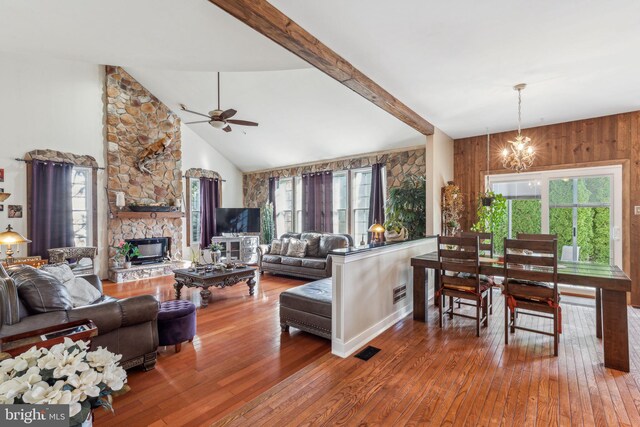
158;300;196;353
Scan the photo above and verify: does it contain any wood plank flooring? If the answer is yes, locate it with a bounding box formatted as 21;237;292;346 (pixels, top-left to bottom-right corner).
215;292;640;427
94;272;330;426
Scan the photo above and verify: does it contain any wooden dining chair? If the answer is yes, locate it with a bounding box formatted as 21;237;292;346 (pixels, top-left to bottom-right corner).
437;235;491;337
458;231;496;314
503;237;560;356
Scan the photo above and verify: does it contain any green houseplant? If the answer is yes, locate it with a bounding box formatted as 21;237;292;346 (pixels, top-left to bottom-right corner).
471;191;507;240
384;175;426;241
260;202;275;244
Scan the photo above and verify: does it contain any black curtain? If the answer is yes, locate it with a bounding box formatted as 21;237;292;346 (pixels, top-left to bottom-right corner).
30;160;74;258
302;171;333;233
200;177;220;249
368;163;385;243
268;177;278;226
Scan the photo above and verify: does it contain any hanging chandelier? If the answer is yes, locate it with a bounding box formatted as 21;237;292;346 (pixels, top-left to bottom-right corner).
502;83;535;173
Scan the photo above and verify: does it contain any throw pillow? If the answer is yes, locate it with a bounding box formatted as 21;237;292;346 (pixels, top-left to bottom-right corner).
270;239;282;255
280;238;291;256
301;233;321;257
10;266;73;313
286;238;308;258
41;263;102;307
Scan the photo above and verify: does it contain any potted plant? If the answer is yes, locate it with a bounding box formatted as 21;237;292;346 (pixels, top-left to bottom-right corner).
208;243;224;264
441;181;464;236
385;174;426;241
471;191;507;235
0;338;128;426
260;202;275;244
383;218;408;242
113;241;140;269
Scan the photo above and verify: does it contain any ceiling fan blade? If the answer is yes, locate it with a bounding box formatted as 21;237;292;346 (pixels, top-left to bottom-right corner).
227;119;258;127
220;109;237;120
179;104;212;119
185;120;211;124
223;125;232;132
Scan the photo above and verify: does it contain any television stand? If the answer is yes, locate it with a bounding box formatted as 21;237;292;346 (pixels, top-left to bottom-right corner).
211;236;259;264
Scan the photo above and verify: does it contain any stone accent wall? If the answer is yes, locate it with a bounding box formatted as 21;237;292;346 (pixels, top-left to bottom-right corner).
242;147;426;208
105;66;183;260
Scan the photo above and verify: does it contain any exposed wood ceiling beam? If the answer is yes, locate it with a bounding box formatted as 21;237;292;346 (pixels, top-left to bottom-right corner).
207;0;435;135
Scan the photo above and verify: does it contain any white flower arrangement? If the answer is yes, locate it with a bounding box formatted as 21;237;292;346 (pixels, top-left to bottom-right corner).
0;338;127;426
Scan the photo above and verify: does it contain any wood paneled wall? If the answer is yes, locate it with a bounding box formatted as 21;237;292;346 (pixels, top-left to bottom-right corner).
453;111;640;304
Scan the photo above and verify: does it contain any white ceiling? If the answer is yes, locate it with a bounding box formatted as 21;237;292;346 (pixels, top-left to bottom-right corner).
126;67;423;171
1;0;640;170
0;0;306;71
272;0;640;138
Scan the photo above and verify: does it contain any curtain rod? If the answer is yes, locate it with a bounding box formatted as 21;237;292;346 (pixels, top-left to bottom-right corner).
15;158;105;171
183;175;226;182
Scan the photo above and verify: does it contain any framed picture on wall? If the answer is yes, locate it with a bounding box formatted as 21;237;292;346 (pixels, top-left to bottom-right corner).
8;205;22;218
0;205;3;212
0;168;4;182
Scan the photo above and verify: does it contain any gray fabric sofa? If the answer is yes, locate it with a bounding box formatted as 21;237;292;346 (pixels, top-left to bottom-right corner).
0;264;159;370
258;232;353;280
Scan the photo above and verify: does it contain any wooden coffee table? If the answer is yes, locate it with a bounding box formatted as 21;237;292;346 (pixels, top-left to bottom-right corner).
173;266;257;308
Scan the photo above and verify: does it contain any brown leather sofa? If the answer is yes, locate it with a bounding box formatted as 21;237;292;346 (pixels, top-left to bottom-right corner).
257;232;353;280
0;264;159;370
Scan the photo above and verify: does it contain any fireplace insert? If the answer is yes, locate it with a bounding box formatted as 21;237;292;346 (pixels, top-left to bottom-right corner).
125;237;170;265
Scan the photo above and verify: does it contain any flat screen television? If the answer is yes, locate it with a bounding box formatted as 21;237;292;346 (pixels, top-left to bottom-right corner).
215;208;261;235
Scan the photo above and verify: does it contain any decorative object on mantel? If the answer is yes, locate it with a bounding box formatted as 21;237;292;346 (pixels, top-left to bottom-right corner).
0;224;31;263
180;72;259;132
501;83;535;173
137;135;173;174
385;174;426;240
441;181;464;236
115;191;125;210
0;192;10;202
0;338;128;426
384;219;408;242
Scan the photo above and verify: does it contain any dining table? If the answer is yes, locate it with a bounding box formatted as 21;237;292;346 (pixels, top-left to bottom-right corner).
411;251;632;372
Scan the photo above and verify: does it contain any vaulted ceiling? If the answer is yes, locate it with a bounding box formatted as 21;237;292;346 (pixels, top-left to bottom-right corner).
1;0;639;171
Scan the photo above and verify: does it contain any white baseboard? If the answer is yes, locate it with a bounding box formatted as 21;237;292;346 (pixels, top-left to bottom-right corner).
331;305;412;358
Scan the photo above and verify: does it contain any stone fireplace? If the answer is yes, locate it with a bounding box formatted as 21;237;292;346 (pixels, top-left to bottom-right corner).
105;66;183;280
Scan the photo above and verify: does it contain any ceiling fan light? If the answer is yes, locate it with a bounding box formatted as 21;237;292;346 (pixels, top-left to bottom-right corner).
209;120;226;129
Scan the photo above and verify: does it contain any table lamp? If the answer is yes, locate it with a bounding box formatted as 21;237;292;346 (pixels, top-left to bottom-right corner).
0;225;31;264
368;222;385;244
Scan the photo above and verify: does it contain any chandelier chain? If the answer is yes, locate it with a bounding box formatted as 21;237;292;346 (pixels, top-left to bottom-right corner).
517;87;522;135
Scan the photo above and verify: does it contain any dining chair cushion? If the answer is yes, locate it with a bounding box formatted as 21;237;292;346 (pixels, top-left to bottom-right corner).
443;282;490;294
457;273;495;285
505;278;555;301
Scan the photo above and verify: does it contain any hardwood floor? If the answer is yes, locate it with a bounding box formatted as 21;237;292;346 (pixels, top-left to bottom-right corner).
94;272;330;426
215;292;640;427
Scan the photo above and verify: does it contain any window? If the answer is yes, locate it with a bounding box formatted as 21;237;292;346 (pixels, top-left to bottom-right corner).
488;165;622;268
189;178;201;244
333;172;348;233
71;167;92;247
351;168;372;244
275;177;294;235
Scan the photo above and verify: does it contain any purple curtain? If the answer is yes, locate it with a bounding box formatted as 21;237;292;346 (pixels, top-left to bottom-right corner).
302;171;333;233
200;177;220;248
268;177;278;225
368;163;385;243
29;160;74;258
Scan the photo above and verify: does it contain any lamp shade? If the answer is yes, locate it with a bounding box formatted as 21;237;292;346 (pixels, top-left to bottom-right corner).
0;225;31;245
368;223;385;234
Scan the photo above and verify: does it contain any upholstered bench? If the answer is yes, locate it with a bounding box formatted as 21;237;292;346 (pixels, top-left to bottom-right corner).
279;277;332;339
158;300;196;353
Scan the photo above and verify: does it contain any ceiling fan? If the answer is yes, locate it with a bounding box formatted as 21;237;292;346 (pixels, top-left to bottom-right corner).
180;72;258;132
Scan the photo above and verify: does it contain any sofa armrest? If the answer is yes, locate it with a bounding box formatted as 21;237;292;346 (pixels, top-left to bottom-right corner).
82;275;103;295
68;301;122;335
257;245;270;271
325;255;333;276
118;295;159;327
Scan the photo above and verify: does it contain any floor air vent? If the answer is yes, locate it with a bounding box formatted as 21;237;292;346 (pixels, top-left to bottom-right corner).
354;346;381;361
